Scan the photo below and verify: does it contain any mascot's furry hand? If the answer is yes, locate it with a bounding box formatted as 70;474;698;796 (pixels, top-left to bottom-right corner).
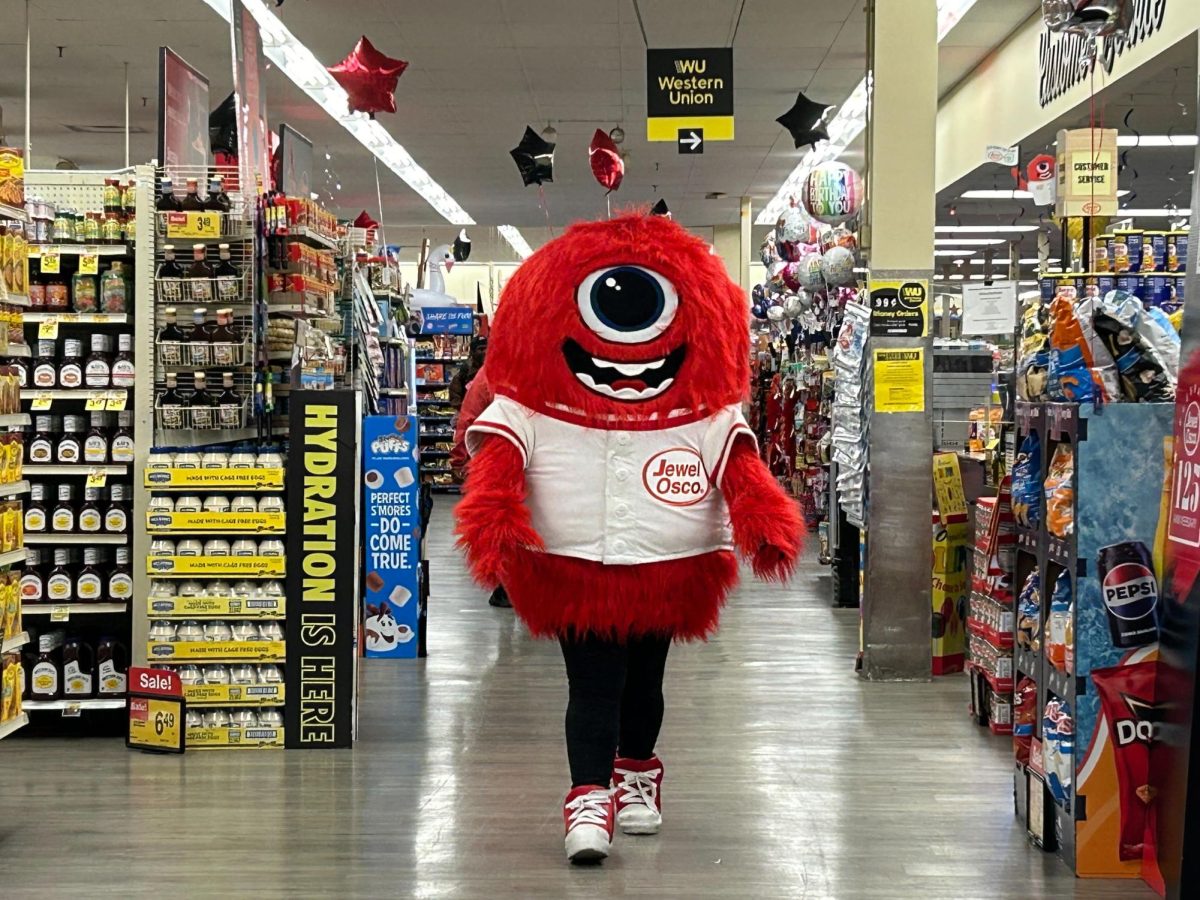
721;439;803;582
454;436;544;587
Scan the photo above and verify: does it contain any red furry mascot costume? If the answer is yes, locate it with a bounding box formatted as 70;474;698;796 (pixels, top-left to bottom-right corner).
454;212;801;864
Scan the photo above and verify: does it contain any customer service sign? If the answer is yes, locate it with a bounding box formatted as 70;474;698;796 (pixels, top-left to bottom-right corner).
285;391;359;748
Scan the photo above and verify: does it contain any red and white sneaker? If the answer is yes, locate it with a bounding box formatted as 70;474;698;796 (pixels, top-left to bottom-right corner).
613;755;664;835
563;785;614;863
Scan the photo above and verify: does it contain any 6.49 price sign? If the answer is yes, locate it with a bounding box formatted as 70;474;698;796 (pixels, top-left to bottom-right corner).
126;666;186;753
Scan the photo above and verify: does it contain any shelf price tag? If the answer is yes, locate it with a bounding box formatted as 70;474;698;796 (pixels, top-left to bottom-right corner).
86;469;108;489
127;668;187;753
38;317;59;339
39;251;60;274
85;391;107;411
79;250;100;275
165;211;221;239
63;702;82;718
50;605;70;622
105;390;128;411
30;392;53;411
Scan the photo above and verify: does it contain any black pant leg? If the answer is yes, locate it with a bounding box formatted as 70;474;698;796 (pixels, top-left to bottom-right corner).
560;632;629;788
617;633;671;760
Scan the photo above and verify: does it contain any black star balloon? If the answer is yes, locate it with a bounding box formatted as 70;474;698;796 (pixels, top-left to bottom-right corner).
776;91;833;150
510;126;555;187
650;198;670;218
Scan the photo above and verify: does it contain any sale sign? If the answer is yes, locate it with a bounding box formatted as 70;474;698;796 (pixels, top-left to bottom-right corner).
126;666;186;754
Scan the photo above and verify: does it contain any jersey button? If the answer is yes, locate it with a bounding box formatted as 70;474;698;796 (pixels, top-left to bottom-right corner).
616;432;631;446
615;504;630;518
612;539;627;552
615;469;630;482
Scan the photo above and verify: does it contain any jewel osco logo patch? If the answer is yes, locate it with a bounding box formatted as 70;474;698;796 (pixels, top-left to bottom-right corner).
642;447;710;507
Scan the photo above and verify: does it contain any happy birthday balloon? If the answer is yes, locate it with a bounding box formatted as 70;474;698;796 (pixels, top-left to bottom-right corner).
327;36;408;118
802;162;864;226
798;252;825;292
820;246;856;286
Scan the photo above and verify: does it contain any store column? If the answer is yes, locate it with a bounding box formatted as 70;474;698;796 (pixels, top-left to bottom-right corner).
860;0;937;680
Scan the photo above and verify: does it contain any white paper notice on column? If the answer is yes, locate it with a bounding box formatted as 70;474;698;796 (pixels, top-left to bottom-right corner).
960;282;1017;336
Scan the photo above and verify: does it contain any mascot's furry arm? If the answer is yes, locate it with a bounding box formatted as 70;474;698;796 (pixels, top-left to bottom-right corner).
453;435;544;588
720;437;803;581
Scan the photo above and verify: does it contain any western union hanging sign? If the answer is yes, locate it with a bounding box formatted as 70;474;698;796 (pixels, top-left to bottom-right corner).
646;48;734;142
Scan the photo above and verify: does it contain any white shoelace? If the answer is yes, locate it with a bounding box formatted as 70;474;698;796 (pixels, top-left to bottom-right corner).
614;766;662;811
566;790;611;828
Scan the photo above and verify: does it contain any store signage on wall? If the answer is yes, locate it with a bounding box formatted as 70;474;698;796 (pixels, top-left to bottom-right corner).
1055;128;1118;218
1038;0;1169;108
285;391;360;748
984;144;1019;166
961;282;1018;336
362;416;422;659
868;279;928;337
645;48;734;142
873;348;926;414
417;307;475;335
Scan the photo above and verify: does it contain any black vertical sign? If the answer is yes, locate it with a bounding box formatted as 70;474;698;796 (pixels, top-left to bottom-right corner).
285;391;359;748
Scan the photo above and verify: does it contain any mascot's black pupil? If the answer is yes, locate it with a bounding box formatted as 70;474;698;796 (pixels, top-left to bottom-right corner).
590;267;664;332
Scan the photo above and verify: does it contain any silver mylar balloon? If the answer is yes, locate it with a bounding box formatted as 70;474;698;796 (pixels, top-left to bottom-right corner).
775;206;810;244
1041;0;1131;38
766;304;786;322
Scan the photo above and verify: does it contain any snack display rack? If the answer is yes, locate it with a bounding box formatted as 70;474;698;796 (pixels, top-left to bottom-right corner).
415;334;470;491
966;481;1015;734
143;463;287;749
14;167;156;728
1010;400;1173;878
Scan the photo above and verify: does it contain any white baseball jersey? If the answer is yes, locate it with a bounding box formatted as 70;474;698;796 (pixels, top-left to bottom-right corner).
466;395;754;565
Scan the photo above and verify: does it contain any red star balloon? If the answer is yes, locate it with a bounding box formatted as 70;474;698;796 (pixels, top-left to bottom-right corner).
328;36;408;118
588;129;624;193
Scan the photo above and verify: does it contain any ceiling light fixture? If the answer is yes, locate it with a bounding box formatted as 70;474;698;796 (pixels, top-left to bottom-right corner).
756;0;978;225
936;225;1037;233
935;248;978;256
959;188;1130;200
497;225;533;259
1117;135;1199;147
1116;207;1194;217
934;238;1006;246
198;0;474;225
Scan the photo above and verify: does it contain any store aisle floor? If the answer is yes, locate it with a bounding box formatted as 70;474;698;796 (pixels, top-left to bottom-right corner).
1;498;1154;899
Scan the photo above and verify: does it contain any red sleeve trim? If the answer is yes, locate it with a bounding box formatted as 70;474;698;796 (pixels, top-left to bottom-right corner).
467;420;528;467
714;424;755;487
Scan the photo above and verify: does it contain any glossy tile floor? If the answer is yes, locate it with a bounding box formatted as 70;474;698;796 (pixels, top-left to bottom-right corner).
1;499;1154;898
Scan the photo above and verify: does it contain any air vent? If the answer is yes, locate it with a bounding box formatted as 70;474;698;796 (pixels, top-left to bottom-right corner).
705;191;726;200
64;124;148;134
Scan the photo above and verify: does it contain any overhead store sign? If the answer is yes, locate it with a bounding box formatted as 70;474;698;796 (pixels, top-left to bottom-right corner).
1055;128;1118;217
1038;0;1169;108
646;48;734;142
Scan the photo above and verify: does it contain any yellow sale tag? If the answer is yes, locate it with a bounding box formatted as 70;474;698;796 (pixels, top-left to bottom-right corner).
85;392;107;410
50;605;70;622
38;318;59;339
40;251;60;274
86;469;108;489
105;390;128;411
79;251;100;275
165;211;221;239
31;393;53;410
128;695;184;751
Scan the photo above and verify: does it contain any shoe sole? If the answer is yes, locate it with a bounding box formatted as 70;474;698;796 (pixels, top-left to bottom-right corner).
565;824;611;863
568;847;608;864
617;810;662;835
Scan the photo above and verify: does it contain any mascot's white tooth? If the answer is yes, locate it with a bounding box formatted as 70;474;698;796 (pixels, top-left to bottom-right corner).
612;362;648;376
591;356;616;369
644;359;666;370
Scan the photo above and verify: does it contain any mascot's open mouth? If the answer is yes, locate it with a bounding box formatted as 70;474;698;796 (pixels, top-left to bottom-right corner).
562;338;686;401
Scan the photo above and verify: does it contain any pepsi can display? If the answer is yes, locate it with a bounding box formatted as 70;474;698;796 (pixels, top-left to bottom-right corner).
1097;541;1159;647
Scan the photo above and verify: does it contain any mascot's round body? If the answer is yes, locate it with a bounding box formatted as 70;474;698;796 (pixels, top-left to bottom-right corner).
454;213;801;641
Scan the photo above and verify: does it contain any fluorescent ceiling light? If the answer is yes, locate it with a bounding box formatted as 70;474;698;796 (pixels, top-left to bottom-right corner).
498;225;533;259
935;248;977;256
960;188;1130;199
936;225;1037;233
1117;135;1199;147
757;1;976;225
1117;208;1192;217
199;0;474;225
935;238;1005;246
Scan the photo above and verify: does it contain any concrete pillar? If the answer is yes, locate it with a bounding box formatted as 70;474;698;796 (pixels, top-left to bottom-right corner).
712;225;741;286
860;0;937;680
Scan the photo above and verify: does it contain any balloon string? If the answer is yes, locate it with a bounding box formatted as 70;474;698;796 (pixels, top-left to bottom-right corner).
538;184;556;237
373;156;387;250
606;193;612;219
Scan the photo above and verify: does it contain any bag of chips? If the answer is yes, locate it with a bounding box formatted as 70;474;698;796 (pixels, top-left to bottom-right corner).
1017;296;1050;401
1048;291;1098;402
1094;290;1176;402
1013;676;1038;765
1044;444;1074;538
1016;569;1041;651
1011;431;1042;528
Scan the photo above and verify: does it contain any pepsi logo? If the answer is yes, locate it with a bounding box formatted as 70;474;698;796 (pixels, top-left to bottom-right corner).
642;448;710;507
1102;562;1158;620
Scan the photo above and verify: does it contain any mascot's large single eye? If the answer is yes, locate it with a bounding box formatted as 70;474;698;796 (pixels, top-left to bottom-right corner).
576;266;678;344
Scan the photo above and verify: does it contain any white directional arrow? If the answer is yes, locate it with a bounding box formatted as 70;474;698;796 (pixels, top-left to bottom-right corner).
679;131;702;151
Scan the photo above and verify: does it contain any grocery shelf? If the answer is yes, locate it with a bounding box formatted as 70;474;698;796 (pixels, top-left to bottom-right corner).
0;413;31;427
23;312;128;324
25;463;127;476
0;480;30;498
28;244;130;257
0;712;29;740
3;294;30;307
24;698;126;711
379;388;407;396
2;343;31;357
21;388;127;401
1015;647;1040;680
25;533;128;545
22;601;128;616
0;548;26;567
0;201;29;222
186;727;284;748
286;226;339;251
1;630;30;653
